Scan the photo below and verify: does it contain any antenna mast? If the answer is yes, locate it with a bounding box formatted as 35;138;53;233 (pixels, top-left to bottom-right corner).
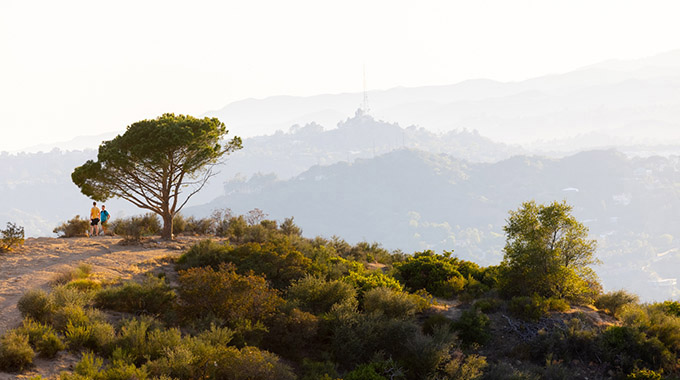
362;64;370;114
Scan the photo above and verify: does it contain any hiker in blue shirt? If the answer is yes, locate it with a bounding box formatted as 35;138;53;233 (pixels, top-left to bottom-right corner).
100;205;111;235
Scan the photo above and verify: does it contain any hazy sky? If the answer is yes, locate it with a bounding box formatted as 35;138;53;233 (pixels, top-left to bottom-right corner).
2;0;680;151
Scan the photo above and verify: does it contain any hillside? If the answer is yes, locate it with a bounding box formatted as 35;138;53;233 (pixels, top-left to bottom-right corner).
0;219;677;380
188;148;680;301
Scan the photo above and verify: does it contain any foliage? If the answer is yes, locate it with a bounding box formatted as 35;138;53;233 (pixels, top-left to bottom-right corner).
287;275;356;314
177;263;283;326
509;295;550;321
395;250;463;298
362;287;425;319
17;289;54;323
178;239;313;289
440;352;487;380
72;113;242;239
17;319;64;358
94;274;175;316
0;222;24;252
499;200;600;303
53;216;90;238
473;297;503;314
0;330;34;372
595;290;639;317
422;314;452;336
344;269;403;294
173;213;215;236
52;263;93;286
662;300;680;317
626;369;664;380
453;308;491;347
111;213;161;242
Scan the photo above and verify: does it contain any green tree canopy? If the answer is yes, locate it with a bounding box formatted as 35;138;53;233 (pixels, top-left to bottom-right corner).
72;113;242;239
500;200;601;302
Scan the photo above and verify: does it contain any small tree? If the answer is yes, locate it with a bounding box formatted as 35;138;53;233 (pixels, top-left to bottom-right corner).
1;222;25;252
72;113;242;239
499;200;600;303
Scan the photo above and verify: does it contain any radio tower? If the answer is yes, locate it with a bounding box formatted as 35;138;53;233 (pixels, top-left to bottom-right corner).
361;64;370;115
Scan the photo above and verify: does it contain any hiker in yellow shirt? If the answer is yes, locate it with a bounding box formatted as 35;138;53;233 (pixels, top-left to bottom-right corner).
90;201;101;237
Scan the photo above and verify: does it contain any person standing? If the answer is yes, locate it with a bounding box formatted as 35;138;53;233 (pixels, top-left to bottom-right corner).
90;201;100;237
100;205;110;235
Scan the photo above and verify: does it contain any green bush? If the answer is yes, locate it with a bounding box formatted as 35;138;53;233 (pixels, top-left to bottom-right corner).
626;368;663;380
473;297;503;314
595;290;639;317
0;330;35;371
509;295;549;321
17;318;64;358
287;275;356;314
395;250;462;297
111;213;161;242
95;275;175;316
52;263;93;286
546;297;570;312
662;300;680;317
362;287;424;319
64;319;115;352
177;263;282;326
50;284;94;310
0;222;24;252
17;289;54;323
441;352;487;380
66;279;102;292
422;314;452;336
53;215;90;238
453;308;490;347
264;307;319;360
343;270;403;294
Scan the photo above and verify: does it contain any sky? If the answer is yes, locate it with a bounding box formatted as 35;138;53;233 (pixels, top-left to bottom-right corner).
1;0;680;152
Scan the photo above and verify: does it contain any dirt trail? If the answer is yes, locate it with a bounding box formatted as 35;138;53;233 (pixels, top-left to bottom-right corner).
0;236;192;336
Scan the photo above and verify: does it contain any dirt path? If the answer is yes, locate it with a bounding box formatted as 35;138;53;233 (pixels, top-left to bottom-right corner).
0;236;193;336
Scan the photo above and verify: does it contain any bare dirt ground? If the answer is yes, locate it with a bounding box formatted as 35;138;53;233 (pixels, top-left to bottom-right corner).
0;235;201;379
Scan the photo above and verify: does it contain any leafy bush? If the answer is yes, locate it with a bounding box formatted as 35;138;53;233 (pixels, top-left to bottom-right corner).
395;250;462;298
17;318;64;358
51;263;93;286
422;314;452;336
362;287;425;319
264;307;319;361
174;214;215;236
64;319;115;352
66;278;102;292
595;290;639;317
53;216;90;238
0;330;35;371
474;297;503;314
453;308;490;347
0;222;24;252
94;275;175;316
441;352;487;380
344;270;403;294
626;369;663;380
546;297;570;312
17;289;54;323
509;295;550;321
287;275;356;314
50;284;94;309
111;213;161;242
177;263;283;326
662;300;680;317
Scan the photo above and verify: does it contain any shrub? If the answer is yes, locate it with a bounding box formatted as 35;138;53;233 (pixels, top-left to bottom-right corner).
509;295;549;321
95;275;175;316
17;289;53;323
395;250;462;297
264;308;319;360
362;287;424;319
52;263;93;286
52;305;90;332
344;270;403;294
442;352;487;380
177;264;283;326
453;308;490;347
0;222;24;252
595;290;639;317
66;278;102;292
111;213;161;242
0;330;35;371
662;300;680;317
64;320;115;352
17;318;64;358
546;297;570;312
626;369;663;380
50;284;93;309
181;215;215;236
422;313;452;336
53;216;90;238
287;275;356;314
474;297;503;314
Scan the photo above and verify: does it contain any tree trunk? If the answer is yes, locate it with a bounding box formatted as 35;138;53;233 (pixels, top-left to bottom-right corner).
161;212;174;240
